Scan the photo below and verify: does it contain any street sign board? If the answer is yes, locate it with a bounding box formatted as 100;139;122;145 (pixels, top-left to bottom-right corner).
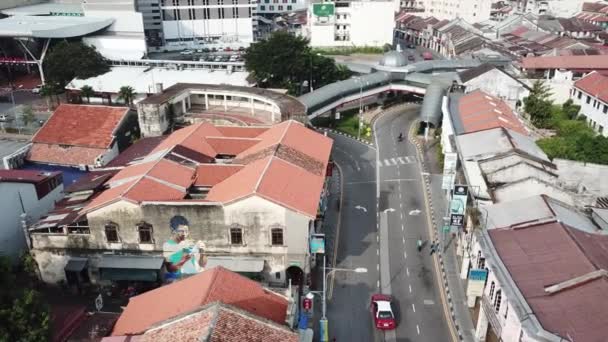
451;185;469;215
313;3;335;16
442;225;450;233
450;214;464;227
310;234;325;254
467;269;488;297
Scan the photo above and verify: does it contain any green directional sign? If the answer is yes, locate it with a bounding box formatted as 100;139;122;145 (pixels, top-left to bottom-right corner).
442;225;450;233
313;3;335;17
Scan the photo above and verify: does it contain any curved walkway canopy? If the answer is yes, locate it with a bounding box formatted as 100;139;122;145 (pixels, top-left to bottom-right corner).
0;15;114;38
299;57;510;127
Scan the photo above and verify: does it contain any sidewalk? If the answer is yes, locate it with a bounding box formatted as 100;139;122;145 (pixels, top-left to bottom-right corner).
418;136;476;342
305;164;341;342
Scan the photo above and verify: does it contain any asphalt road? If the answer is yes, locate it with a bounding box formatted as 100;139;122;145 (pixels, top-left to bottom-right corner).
325;132;382;342
374;106;451;342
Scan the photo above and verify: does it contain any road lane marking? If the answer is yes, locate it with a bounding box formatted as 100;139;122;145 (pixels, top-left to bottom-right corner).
377;264;379;271
354;205;367;212
377;249;379;256
417;325;420;335
424;299;435;305
404;251;407;259
401;225;404;231
400;212;404;220
402;237;405;244
406;267;409;276
397;157;406;164
377;280;380;288
409;285;412;293
412;304;416;313
391;158;397;165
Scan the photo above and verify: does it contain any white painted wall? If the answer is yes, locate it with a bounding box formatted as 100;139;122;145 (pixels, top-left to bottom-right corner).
485;162;557;185
84;10;145;34
163;18;254;43
308;1;395;47
421;0;492;23
464;69;529;109
493;178;574;205
572;85;608;137
0;181;63;260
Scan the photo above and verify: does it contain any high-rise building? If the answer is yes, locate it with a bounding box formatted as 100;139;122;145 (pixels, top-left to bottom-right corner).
307;0;398;47
421;0;492;23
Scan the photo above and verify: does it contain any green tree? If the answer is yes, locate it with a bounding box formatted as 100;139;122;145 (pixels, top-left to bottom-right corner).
79;85;94;104
244;31;351;94
44;41;110;87
524;80;553;128
0;256;50;342
40;82;62;109
20;105;35;127
561;99;581;120
118;86;136;106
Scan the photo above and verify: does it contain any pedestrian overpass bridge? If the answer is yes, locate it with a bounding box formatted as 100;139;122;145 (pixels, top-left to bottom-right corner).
298;52;510;127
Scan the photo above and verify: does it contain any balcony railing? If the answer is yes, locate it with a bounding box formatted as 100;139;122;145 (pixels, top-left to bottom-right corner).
481;295;502;337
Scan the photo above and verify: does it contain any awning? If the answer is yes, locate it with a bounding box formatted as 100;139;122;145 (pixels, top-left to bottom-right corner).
206;256;265;273
64;257;88;272
99;255;164;282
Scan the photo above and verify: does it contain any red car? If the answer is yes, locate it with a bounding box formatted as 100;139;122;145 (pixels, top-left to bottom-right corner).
370;294;396;330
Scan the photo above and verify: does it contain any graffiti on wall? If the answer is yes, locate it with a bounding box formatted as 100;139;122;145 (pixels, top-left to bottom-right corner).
163;215;207;282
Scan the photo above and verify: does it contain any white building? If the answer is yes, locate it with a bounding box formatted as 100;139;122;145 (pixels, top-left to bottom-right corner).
307;0;397;47
0;170;63;261
571;71;608;136
459;195;608;342
517;0;586;17
419;0;492;23
160;0;257;45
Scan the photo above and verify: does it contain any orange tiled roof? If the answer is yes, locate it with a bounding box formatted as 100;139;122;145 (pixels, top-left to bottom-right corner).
521;55;608;70
574;71;608;104
456;90;528;135
32;104;129;148
205;137;261;156
194;164;244;187
27;143;108;167
135;303;298;342
111;267;289;336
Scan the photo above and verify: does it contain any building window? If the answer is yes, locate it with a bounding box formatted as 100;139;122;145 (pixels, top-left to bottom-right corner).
278;5;283;10
260;5;265;10
275;271;281;279
105;222;120;243
504;303;509;319
494;289;502;313
587;95;591;104
604;105;608;114
219;8;224;18
269;5;274;10
287;5;291;10
489;281;495;299
578;91;582;99
230;227;243;245
137;222;154;243
600;125;604;134
271;227;284;245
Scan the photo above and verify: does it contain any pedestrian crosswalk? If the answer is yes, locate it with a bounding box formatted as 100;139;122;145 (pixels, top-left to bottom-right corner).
377;156;416;167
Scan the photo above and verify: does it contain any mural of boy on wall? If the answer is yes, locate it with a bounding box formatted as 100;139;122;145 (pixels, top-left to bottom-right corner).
163;215;207;282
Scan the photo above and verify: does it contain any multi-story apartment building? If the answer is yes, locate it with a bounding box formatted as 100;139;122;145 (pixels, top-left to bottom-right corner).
159;0;258;44
408;0;492;23
307;0;398;47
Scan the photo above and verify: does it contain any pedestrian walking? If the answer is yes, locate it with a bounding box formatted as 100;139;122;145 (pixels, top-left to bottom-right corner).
429;241;437;256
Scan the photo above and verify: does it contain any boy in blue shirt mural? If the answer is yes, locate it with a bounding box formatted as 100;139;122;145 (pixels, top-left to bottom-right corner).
163;215;207;282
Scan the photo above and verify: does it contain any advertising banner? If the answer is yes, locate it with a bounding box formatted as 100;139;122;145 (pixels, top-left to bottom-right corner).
310;234;325;254
451;185;468;215
467;269;488;297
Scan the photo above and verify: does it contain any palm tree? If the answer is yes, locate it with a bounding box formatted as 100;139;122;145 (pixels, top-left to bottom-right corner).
40;82;60;110
118;86;136;107
80;85;94;104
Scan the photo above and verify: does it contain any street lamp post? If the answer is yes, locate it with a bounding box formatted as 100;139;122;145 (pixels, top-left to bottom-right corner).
317;255;367;342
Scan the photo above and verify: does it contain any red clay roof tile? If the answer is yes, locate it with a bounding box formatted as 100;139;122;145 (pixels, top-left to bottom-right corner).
521;55;608;70
32;104;129;148
574;71;608;104
194;164;244;187
457;90;528;135
112;267;289;336
27;143;109;167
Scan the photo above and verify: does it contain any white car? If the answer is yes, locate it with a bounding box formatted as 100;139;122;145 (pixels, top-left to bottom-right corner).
31;85;42;94
180;50;194;56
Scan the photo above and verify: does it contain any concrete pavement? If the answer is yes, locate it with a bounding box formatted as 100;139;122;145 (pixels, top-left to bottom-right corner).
321;131;381;341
